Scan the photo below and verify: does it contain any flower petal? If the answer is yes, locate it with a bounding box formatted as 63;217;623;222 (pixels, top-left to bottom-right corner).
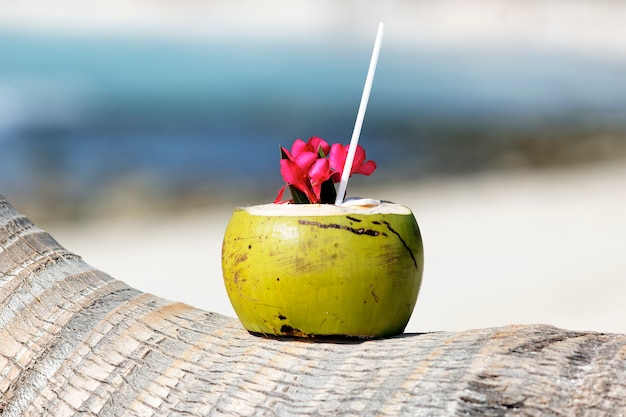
274;184;289;203
308;136;330;157
309;159;331;202
356;160;377;176
352;146;366;170
329;143;347;173
279;159;302;184
293;151;318;172
291;139;309;158
309;158;331;183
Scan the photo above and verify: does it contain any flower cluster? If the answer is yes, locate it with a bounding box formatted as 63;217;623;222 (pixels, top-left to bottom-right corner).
275;137;377;204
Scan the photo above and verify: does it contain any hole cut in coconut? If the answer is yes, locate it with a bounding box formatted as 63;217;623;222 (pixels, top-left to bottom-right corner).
244;200;412;216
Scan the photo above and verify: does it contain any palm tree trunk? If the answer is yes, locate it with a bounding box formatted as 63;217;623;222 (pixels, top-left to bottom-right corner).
1;195;624;416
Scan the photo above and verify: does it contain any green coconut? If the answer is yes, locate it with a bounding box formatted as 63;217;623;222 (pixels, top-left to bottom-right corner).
221;201;424;338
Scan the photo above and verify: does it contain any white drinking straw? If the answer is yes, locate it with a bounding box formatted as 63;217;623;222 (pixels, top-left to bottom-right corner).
335;22;384;206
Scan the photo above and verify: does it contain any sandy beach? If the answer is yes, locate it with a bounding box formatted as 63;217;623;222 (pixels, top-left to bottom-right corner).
43;160;626;334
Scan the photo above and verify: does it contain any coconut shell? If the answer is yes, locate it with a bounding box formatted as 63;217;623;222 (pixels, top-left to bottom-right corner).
221;202;424;338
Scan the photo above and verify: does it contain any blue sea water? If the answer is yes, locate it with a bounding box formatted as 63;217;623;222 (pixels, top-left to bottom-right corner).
1;32;626;206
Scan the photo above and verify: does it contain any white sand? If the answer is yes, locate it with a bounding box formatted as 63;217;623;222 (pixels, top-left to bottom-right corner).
47;161;626;334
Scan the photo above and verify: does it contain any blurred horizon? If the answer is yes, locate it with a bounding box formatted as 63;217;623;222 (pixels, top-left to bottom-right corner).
1;0;626;222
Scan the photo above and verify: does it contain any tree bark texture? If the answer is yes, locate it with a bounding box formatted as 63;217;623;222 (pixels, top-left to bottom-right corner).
1;195;625;416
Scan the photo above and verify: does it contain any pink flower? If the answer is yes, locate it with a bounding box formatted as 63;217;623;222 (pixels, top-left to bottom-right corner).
329;143;377;183
275;136;376;204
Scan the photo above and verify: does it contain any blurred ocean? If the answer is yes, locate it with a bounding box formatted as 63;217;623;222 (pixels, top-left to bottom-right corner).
1;26;626;219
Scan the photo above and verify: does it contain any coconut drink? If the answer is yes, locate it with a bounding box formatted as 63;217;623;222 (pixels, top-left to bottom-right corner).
222;135;424;338
221;23;424;338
